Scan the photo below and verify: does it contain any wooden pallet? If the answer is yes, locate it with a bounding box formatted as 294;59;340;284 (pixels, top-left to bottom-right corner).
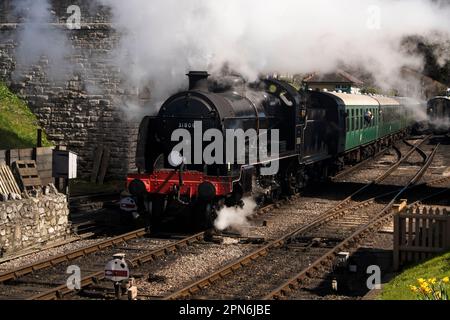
0;164;21;195
13;160;42;192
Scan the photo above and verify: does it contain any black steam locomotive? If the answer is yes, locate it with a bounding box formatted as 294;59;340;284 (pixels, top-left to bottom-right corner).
126;71;414;228
427;95;450;135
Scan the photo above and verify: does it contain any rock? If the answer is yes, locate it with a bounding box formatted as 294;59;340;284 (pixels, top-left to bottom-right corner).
48;227;55;234
0;194;8;201
48;184;59;195
8;193;20;200
29;189;40;198
57;216;67;225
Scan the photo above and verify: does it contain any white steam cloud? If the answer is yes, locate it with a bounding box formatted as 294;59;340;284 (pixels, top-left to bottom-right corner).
101;0;450;105
12;0;72;81
214;198;257;232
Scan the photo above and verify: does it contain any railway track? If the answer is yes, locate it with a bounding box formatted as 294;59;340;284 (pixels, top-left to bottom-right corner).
0;228;205;300
0;136;444;300
69;192;121;236
161;139;441;300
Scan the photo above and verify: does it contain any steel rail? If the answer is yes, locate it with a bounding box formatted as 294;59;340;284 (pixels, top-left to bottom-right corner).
162;141;438;300
0;228;147;283
263;144;438;300
27;232;205;300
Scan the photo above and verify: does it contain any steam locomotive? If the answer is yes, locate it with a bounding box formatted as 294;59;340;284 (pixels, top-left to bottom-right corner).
125;71;415;229
427;95;450;135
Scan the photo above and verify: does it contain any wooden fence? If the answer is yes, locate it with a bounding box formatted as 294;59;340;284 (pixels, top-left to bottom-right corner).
394;205;450;270
0;147;54;186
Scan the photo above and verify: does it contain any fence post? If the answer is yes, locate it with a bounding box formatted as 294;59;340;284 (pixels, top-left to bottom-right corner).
37;128;42;148
446;209;450;250
393;210;400;271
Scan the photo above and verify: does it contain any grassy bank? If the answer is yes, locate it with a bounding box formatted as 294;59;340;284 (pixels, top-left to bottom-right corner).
0;82;51;149
380;251;450;300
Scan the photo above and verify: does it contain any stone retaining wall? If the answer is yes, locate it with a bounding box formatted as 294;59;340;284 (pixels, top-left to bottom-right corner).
0;193;71;255
0;0;147;180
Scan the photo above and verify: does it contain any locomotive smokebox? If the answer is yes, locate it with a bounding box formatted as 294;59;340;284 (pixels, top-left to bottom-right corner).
187;71;210;91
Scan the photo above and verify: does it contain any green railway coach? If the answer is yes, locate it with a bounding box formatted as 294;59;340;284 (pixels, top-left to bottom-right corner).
308;91;414;164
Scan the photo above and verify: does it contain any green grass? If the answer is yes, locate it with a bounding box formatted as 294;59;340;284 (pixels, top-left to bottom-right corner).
0;82;52;149
380;251;450;300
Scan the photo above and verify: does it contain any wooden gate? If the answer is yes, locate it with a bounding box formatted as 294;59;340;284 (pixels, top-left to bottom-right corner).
394;206;450;270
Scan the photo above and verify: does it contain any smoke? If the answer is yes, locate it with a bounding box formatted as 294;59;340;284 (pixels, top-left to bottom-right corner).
12;0;72;81
214;198;257;232
100;0;450;106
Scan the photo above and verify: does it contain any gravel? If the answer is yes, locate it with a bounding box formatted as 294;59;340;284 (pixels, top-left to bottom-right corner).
135;243;252;297
0;237;111;273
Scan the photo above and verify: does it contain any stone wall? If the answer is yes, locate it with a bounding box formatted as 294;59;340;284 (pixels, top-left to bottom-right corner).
0;0;147;180
0;193;70;255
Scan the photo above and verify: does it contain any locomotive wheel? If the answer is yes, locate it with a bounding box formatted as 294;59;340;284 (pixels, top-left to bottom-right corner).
192;202;217;230
148;197;165;231
282;164;300;196
204;203;217;229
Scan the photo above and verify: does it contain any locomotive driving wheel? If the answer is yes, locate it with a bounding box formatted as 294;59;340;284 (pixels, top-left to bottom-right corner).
282;163;301;196
192;201;218;230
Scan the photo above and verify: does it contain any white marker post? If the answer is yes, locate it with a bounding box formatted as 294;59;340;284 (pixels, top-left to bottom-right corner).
105;253;130;299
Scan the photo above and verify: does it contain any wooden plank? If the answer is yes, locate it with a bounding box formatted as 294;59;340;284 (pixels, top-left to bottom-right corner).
443;210;448;249
97;146;110;185
37;169;52;178
0;166;15;194
40;177;54;186
420;218;428;261
6;165;21;194
13;160;41;191
398;246;444;253
398;213;449;220
0;178;7;194
407;216;413;262
428;217;434;250
18;148;33;160
17;168;39;177
22;178;42;187
393;213;400;270
0;150;6;165
35;147;53;156
0;164;21;195
91;146;103;183
414;212;421;263
6;149;19;166
36;161;53;171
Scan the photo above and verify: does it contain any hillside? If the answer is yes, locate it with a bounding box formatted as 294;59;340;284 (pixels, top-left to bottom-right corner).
0;83;51;149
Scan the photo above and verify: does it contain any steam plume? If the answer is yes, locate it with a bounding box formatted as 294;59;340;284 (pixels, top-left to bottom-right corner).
100;0;450;105
214;198;257;232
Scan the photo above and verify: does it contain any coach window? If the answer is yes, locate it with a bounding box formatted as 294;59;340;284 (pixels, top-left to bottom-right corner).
359;109;362;130
353;109;356;131
346;111;350;132
356;109;360;130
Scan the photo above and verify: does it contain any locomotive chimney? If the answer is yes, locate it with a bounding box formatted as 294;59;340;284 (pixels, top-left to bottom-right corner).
187;71;210;91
